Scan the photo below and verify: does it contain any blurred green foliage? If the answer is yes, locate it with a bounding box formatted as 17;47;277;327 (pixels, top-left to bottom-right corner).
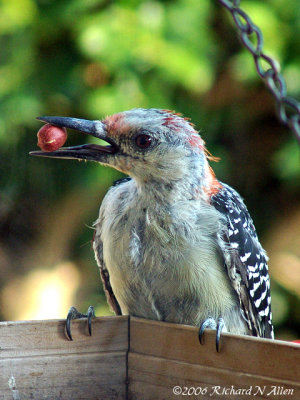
0;0;299;338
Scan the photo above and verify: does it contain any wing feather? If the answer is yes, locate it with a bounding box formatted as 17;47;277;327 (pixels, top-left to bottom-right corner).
93;232;122;315
211;183;274;338
92;178;132;316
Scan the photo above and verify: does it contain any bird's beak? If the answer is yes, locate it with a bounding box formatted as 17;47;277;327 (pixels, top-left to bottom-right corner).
29;116;118;161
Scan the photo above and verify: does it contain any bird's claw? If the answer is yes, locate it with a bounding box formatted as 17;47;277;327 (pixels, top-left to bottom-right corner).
87;305;95;336
198;317;216;345
215;317;224;352
66;305;95;341
198;317;224;352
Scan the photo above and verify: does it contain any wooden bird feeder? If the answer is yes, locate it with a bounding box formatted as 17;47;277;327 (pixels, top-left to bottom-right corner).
0;316;299;399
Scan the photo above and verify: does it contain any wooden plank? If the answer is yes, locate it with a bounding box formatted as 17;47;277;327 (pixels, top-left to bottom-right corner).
128;318;300;399
1;315;299;399
128;353;300;400
0;316;128;357
0;316;128;399
1;353;126;400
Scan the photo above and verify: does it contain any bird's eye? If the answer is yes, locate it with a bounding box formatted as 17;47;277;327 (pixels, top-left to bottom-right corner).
135;134;152;149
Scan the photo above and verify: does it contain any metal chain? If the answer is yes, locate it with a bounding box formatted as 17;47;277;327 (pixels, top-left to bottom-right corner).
216;0;300;143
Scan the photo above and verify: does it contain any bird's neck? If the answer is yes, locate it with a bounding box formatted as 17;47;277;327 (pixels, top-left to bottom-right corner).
134;160;221;205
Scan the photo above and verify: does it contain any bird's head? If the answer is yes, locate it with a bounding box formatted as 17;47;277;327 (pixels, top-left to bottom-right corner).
30;108;218;194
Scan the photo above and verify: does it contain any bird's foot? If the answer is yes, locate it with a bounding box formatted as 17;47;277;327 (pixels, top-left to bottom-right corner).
66;305;95;341
198;317;225;352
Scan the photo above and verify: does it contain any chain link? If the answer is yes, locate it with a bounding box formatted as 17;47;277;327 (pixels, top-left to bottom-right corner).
216;0;300;143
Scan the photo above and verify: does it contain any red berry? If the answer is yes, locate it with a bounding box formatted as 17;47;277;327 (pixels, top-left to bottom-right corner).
37;124;67;152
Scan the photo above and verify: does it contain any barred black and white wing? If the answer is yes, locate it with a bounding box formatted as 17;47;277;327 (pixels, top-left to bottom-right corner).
211;183;274;339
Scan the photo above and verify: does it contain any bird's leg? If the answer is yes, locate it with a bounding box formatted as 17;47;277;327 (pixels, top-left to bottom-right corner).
198;317;225;352
66;305;95;341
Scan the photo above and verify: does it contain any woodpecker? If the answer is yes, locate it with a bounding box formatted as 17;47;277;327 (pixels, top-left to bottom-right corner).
30;108;274;347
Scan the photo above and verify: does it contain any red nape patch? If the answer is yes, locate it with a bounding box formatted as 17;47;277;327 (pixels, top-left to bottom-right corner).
104;113;126;135
187;133;220;162
205;166;223;198
205;148;220;163
188;134;204;150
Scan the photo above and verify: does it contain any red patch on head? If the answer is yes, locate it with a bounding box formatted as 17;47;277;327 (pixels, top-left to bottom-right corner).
104;113;126;135
162;116;175;126
162;116;182;131
188;134;204;150
162;111;193;134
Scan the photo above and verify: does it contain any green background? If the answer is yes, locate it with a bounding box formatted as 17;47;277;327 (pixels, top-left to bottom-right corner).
0;0;299;339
